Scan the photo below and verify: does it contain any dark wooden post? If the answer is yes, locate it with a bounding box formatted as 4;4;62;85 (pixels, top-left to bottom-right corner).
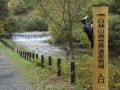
36;54;39;59
71;61;75;84
28;52;30;60
25;52;27;59
21;51;23;57
23;51;25;59
41;55;44;68
25;51;26;59
20;51;22;57
26;52;29;60
57;58;61;77
48;56;52;66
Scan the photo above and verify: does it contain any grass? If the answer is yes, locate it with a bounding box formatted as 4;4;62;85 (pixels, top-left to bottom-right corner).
1;38;16;47
0;42;48;89
0;42;75;89
0;41;120;90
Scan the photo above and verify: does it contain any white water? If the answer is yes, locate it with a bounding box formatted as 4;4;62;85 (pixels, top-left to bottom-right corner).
12;31;51;41
12;31;66;59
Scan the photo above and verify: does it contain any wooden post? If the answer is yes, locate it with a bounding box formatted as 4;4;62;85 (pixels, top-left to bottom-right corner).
57;58;61;77
29;52;31;60
41;55;44;68
25;51;27;59
21;51;22;57
28;52;30;60
71;61;75;84
48;56;52;66
93;5;108;90
20;51;22;57
36;54;39;59
27;52;29;60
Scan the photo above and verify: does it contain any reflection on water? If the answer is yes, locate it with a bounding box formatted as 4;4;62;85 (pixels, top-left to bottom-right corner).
12;31;66;59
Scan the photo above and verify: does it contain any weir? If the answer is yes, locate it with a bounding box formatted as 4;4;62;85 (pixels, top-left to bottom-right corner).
12;31;51;41
11;31;66;59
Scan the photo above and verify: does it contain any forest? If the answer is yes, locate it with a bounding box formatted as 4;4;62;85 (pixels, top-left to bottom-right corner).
0;0;120;57
0;0;120;89
0;0;120;55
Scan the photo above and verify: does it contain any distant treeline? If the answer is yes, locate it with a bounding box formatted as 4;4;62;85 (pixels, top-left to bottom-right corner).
0;0;120;55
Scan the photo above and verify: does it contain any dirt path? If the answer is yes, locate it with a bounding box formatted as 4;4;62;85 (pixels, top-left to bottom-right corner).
0;51;34;90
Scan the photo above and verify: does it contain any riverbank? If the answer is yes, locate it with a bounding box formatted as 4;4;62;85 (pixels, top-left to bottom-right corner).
0;41;120;90
0;42;75;89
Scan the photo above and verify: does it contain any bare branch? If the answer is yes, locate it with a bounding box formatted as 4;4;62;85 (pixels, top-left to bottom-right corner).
39;1;62;27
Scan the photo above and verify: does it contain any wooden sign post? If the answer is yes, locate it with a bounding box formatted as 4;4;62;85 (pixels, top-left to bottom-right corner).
93;5;108;90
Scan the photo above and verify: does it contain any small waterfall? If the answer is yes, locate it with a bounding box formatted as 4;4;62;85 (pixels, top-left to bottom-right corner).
12;31;66;59
12;31;51;41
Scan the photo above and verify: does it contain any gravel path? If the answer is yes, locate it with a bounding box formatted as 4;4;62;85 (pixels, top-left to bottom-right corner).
0;51;34;90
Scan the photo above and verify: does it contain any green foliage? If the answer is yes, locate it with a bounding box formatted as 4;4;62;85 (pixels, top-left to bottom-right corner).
1;41;120;89
31;55;120;89
109;0;120;14
80;0;120;53
7;0;93;49
8;0;35;15
0;22;5;35
1;38;16;47
5;15;48;32
79;32;91;49
44;0;87;47
0;0;8;34
19;15;48;32
6;0;48;33
5;16;18;32
49;23;69;43
0;0;8;20
109;15;120;54
6;0;120;53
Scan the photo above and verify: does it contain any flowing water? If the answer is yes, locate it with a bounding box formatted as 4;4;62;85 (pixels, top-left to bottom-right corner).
12;31;66;59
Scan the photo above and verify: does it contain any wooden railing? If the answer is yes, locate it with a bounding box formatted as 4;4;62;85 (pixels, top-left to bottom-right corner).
1;40;76;84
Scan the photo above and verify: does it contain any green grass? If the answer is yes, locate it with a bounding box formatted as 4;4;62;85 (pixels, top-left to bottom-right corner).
0;42;120;90
1;38;16;47
0;42;48;89
0;42;75;89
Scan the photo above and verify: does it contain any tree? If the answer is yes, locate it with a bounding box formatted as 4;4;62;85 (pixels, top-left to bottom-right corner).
0;0;8;20
7;0;48;33
40;0;87;60
5;15;48;33
0;0;9;36
8;0;35;15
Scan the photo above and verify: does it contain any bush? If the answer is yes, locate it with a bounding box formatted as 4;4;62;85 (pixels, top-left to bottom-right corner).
5;15;48;32
109;15;120;55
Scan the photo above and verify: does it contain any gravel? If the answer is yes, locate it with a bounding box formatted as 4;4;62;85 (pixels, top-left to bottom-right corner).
0;51;34;90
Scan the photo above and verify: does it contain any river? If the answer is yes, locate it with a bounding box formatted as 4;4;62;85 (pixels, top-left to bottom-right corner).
12;31;66;59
